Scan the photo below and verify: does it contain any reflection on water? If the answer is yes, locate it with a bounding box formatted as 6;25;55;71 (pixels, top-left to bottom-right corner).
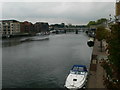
2;38;21;47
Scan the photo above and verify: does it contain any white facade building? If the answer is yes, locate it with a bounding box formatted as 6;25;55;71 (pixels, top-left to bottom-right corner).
0;22;2;36
0;20;20;37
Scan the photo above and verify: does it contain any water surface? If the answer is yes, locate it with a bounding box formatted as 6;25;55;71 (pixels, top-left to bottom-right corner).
2;33;92;88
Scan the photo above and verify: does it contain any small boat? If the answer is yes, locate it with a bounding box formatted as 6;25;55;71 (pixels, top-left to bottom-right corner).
64;65;88;89
87;38;94;47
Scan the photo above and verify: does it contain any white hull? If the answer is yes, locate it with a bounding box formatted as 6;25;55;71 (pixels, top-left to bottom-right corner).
64;65;88;89
65;72;88;89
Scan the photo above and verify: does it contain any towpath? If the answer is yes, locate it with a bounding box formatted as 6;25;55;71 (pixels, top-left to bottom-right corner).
87;39;108;89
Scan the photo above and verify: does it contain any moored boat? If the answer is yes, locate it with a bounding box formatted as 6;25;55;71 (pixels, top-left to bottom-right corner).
64;65;88;89
87;38;94;47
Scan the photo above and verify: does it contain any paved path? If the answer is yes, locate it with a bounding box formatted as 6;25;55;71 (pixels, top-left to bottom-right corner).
87;39;107;89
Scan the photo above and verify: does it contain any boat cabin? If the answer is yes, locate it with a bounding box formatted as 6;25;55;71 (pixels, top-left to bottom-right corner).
70;65;87;74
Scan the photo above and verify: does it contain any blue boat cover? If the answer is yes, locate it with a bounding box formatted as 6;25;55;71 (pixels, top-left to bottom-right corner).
71;65;87;72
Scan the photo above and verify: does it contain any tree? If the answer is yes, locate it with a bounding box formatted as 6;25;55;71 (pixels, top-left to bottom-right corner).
95;26;107;52
102;24;120;88
96;18;107;25
61;23;65;28
87;21;96;26
108;24;120;73
87;18;107;27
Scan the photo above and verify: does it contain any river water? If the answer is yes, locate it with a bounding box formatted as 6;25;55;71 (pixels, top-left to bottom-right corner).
2;33;92;88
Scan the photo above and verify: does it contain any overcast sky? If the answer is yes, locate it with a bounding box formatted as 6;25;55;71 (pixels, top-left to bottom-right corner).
1;2;115;25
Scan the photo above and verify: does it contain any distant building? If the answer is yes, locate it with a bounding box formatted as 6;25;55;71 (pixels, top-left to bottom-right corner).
0;20;20;37
20;21;34;33
0;22;2;36
49;23;65;30
34;22;49;33
116;0;120;23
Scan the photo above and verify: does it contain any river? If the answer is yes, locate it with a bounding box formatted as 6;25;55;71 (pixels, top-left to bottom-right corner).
2;32;92;88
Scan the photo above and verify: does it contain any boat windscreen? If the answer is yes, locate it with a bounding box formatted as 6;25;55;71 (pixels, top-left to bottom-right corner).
72;67;83;71
71;65;87;72
70;70;85;74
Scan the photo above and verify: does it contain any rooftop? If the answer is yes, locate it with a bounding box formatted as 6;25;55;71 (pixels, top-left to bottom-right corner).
0;20;19;22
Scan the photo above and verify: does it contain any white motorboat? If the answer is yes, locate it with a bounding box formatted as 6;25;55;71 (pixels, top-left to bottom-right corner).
64;65;88;89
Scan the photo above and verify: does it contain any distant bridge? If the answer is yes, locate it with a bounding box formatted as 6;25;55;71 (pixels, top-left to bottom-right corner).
54;27;89;32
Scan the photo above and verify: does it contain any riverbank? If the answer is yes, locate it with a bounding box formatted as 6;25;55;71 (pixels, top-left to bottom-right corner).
87;39;108;89
2;33;32;39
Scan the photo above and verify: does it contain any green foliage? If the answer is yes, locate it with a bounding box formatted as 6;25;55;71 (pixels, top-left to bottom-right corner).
95;26;109;52
87;21;96;26
108;24;120;71
104;30;111;42
96;18;107;25
87;18;107;26
96;26;106;41
102;61;112;77
103;24;120;88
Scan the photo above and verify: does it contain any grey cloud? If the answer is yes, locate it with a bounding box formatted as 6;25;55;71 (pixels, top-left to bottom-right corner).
2;2;114;24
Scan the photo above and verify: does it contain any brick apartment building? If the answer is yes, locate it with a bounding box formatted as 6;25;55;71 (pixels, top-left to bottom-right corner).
20;21;34;34
0;19;49;37
34;22;49;33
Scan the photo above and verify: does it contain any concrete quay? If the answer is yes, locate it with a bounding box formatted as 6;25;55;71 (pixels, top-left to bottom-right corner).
87;39;108;89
